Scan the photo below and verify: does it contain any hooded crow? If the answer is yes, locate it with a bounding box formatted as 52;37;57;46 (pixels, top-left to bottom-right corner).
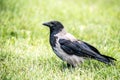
43;21;116;67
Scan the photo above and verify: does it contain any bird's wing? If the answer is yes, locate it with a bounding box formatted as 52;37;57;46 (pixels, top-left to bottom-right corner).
81;41;101;54
59;39;102;58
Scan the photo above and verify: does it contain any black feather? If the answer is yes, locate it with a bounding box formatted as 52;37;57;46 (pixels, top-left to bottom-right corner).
82;41;101;54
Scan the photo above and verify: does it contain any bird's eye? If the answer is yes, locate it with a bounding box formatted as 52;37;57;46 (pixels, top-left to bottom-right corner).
50;22;56;27
51;22;54;25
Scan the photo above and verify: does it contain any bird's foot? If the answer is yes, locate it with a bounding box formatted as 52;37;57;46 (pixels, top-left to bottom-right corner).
67;63;75;68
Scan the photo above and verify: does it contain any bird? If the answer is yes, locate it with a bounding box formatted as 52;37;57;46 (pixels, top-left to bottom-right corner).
42;21;116;67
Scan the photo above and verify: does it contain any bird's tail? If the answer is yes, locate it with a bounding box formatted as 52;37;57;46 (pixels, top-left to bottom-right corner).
96;54;116;65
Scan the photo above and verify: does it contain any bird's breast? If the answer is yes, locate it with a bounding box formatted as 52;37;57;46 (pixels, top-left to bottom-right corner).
53;38;68;61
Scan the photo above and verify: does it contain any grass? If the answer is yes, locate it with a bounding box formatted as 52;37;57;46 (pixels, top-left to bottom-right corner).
0;0;120;80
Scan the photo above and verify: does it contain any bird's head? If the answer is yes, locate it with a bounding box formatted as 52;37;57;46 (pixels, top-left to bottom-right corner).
43;21;64;32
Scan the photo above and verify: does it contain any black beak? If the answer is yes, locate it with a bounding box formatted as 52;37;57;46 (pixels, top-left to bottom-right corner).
42;22;49;27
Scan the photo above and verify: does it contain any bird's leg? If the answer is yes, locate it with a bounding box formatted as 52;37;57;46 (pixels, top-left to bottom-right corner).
67;63;75;68
61;62;70;71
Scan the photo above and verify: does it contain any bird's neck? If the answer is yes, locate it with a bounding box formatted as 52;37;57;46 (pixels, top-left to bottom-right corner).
50;28;64;35
50;29;66;37
49;29;66;47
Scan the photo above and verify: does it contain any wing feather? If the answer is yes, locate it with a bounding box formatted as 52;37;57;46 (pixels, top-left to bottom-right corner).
59;39;102;58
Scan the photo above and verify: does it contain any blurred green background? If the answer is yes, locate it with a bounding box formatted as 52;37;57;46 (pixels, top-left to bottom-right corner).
0;0;120;80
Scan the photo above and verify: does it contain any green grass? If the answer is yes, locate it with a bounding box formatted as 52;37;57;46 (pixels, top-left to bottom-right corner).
0;0;120;80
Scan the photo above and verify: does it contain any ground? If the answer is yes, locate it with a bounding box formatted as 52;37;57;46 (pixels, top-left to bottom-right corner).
0;0;120;80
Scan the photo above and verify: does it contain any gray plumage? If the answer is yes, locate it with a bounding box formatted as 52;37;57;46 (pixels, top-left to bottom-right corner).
43;21;116;67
